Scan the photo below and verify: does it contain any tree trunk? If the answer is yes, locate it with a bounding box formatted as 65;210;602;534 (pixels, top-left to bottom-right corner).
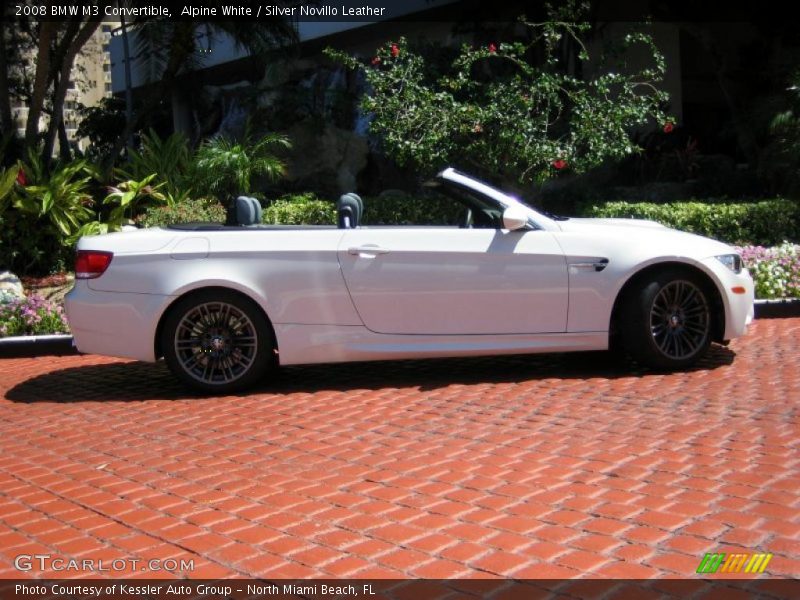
171;86;195;139
41;20;100;168
49;70;72;162
24;20;55;148
57;103;72;162
0;20;13;139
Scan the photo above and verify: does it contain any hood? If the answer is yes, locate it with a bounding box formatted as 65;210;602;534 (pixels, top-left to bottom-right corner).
561;217;667;229
556;217;736;257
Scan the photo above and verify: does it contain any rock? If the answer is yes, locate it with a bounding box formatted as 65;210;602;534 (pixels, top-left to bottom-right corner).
0;271;25;301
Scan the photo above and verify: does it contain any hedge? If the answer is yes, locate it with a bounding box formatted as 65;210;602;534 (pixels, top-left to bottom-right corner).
260;192;463;226
361;192;463;226
136;193;799;248
262;193;336;225
583;199;800;246
137;199;226;228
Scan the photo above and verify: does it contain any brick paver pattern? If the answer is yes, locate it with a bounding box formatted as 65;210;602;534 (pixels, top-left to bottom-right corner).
0;318;798;579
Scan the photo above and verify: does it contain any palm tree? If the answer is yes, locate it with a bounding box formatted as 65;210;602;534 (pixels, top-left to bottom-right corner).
194;126;290;200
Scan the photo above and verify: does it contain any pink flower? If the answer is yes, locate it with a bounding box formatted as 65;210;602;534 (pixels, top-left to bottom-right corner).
488;43;497;54
663;122;675;134
552;159;567;170
390;44;400;58
16;168;26;186
371;56;381;66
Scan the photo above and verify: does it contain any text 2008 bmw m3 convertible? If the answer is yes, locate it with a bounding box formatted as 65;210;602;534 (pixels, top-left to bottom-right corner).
65;168;754;392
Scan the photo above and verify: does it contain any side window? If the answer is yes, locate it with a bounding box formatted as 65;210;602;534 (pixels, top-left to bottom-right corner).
440;185;504;229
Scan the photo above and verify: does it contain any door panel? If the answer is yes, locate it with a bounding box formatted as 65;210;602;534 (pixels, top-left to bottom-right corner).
338;228;568;335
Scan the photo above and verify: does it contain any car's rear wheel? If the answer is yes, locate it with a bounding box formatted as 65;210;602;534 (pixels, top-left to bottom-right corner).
162;290;275;393
620;268;713;370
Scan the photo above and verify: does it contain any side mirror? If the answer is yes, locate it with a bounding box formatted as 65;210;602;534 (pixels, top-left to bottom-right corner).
502;206;529;231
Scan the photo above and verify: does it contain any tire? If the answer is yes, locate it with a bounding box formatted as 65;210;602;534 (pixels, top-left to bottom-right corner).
161;289;276;393
620;268;713;370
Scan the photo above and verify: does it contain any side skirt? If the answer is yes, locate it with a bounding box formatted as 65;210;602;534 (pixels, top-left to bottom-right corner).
273;324;608;366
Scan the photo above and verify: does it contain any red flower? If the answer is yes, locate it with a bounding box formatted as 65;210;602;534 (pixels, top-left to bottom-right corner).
552;159;567;170
663;121;674;134
390;44;399;57
488;43;497;54
371;56;381;66
16;168;26;186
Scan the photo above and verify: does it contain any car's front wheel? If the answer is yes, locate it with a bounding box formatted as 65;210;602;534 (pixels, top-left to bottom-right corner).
162;290;275;393
620;269;713;370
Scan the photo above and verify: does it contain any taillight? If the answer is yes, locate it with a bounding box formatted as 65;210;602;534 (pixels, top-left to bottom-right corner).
75;250;113;279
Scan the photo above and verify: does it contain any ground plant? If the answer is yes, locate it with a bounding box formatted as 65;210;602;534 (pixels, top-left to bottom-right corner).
0;293;69;337
737;242;800;299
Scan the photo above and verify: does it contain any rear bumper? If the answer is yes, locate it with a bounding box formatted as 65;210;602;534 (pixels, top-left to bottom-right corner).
64;282;171;362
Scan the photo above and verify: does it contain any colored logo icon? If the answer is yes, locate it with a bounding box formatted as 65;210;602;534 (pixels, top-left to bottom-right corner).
696;552;772;574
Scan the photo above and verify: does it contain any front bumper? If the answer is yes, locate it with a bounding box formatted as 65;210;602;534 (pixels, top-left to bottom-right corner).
701;256;754;340
65;282;172;362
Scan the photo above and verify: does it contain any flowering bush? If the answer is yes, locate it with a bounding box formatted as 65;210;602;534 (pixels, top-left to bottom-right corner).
0;294;70;338
737;243;800;299
327;7;671;185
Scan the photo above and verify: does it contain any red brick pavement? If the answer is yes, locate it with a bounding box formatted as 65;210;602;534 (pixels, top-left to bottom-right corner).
0;318;798;580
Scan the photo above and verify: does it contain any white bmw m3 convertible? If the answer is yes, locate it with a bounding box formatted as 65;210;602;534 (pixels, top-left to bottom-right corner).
65;168;754;392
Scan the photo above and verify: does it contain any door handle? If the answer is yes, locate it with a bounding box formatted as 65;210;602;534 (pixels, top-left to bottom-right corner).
348;245;390;256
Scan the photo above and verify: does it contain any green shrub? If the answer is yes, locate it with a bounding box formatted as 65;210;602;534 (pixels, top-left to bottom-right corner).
0;157;99;275
0;210;72;275
118;129;194;200
137;199;226;228
583;199;800;245
361;193;463;225
260;191;465;226
262;193;336;225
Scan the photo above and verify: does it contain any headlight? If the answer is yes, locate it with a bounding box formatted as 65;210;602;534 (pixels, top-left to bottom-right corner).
715;254;743;274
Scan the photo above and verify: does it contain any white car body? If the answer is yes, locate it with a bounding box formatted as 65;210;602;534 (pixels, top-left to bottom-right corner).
66;169;754;387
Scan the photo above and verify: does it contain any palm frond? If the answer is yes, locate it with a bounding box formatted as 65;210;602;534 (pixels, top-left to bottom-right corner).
193;131;290;199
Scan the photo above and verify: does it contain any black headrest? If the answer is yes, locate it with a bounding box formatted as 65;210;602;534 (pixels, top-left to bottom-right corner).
231;196;262;226
337;193;363;229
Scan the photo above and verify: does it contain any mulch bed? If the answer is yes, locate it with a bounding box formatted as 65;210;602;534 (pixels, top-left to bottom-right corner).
20;272;71;290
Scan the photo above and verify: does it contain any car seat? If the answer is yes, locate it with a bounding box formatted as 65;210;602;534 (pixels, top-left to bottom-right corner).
337;193;363;228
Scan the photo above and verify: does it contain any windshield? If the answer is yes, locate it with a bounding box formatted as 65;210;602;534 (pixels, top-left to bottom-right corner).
437;169;570;222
